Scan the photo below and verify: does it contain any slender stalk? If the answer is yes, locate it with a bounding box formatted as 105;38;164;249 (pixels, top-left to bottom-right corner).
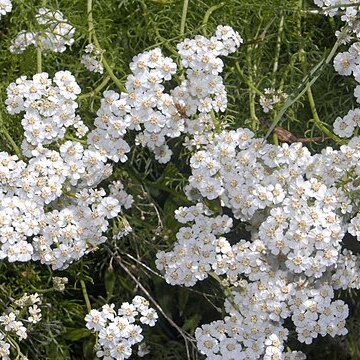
246;46;259;130
235;62;263;97
87;0;95;43
180;0;189;38
297;0;344;144
0;127;23;159
201;2;225;37
115;256;196;359
36;46;42;73
307;87;344;143
154;28;179;57
272;14;284;87
264;25;348;140
0;113;24;159
78;75;111;101
80;279;92;313
7;335;25;360
273;132;279;146
64;135;87;144
87;0;126;93
124;253;164;279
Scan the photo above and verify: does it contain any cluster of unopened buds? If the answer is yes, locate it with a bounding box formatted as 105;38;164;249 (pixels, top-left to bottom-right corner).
10;7;75;54
259;88;288;113
0;293;42;359
85;296;158;360
81;43;104;74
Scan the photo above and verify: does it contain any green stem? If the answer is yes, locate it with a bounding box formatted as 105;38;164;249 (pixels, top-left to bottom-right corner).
87;0;95;42
307;88;344;143
78;75;111;101
7;335;24;359
154;28;179;57
87;0;126;93
235;62;263;97
36;46;42;73
208;272;240;313
272;14;284;87
180;0;189;38
201;2;225;37
102;58;126;93
64;135;87;144
273;133;279;145
264;24;348;140
80;279;92;313
246;46;259;130
0;113;24;159
297;0;343;144
30;285;54;293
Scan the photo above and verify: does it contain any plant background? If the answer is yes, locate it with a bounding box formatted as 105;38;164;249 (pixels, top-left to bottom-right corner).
0;0;359;359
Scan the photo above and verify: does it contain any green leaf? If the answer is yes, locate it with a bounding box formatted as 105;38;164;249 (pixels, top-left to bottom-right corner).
46;342;71;360
63;328;92;341
163;197;181;232
104;268;116;301
177;287;189;316
182;313;202;333
83;336;97;360
149;0;175;4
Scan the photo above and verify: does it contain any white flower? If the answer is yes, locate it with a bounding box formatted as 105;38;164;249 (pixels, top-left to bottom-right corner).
139;308;158;327
333;52;356;76
85;309;107;331
333;115;356;138
0;0;12;19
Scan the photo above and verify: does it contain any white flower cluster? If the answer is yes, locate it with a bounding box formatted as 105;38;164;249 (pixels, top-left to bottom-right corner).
333;40;360;107
313;2;360;137
314;1;360;33
156;203;233;286
0;0;11;20
10;7;75;54
90;25;242;163
81;43;104;74
85;296;158;360
0;149;133;269
2;71;133;270
0;293;42;360
331;40;360;138
6;71;83;147
52;276;68;292
156;127;360;358
259;88;288;113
